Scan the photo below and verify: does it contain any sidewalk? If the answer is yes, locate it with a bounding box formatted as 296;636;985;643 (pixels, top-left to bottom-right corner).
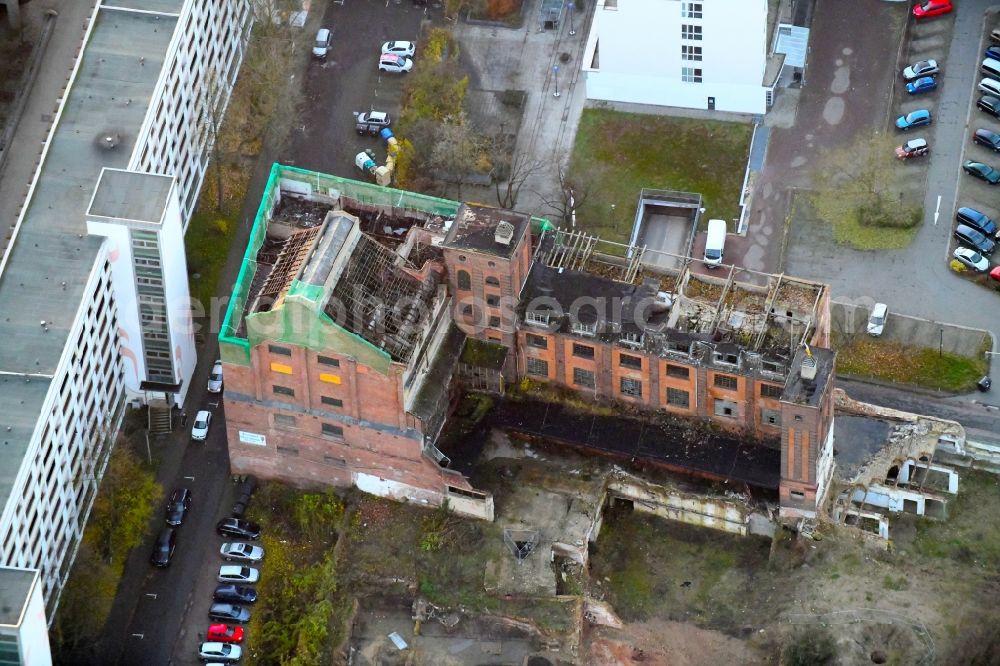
0;0;97;239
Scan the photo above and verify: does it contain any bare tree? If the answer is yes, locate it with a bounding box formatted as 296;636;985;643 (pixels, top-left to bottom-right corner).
535;165;593;227
494;151;547;209
427;115;481;199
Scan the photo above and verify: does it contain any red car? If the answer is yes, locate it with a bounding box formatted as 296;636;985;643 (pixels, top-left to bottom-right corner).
991;265;1000;281
913;0;952;19
207;623;244;643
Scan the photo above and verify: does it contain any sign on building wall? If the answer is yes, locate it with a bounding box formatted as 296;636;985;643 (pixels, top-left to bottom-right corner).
239;431;266;446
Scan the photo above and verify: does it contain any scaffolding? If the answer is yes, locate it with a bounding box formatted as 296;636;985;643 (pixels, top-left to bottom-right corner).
251;226;322;313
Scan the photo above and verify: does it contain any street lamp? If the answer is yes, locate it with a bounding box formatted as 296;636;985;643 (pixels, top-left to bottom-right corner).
566;0;576;36
553;65;560;98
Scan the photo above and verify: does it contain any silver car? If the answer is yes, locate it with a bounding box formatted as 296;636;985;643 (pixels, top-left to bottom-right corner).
217;565;260;584
220;541;264;563
207;360;223;393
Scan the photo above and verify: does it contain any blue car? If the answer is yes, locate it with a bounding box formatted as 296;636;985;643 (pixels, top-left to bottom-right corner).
895;109;932;130
905;76;937;94
986;46;1000;61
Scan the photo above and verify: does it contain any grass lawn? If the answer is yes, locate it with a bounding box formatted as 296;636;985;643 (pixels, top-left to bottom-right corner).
913;470;1000;569
568;109;753;243
833;333;990;393
794;191;919;252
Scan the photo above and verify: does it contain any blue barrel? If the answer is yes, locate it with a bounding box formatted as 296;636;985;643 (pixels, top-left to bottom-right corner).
380;127;394;141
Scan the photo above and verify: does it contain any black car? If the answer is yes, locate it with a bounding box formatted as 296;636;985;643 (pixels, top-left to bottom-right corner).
208;603;251;624
978;95;1000;118
164;487;191;526
955;224;996;255
150;528;176;567
214;584;258;605
216;518;261;540
973;128;1000;151
956;207;999;237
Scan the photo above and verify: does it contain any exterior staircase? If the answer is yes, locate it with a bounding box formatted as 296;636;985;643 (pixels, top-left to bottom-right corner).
148;400;172;436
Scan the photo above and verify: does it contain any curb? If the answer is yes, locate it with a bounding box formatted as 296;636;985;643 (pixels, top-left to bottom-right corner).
0;10;58;183
836;372;969;398
885;9;912;130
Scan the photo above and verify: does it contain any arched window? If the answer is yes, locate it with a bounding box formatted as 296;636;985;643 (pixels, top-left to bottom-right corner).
457;270;471;290
485;276;500;287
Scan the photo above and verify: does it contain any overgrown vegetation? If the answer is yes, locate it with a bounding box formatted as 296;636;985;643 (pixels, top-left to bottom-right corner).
468;0;525;25
569;109;752;242
782;628;837;666
590;509;765;625
832;333;990;393
913;471;1000;568
809;133;921;250
245;486;348;665
186;3;302;313
52;437;162;658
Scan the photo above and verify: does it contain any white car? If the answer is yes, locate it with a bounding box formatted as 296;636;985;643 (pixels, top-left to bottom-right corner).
954;247;991;273
217;565;260;584
979;77;1000;97
378;54;412;74
312;28;331;60
191;410;212;441
902;59;938;81
220;541;265;563
381;40;415;57
208;360;224;393
866;303;888;337
198;642;242;663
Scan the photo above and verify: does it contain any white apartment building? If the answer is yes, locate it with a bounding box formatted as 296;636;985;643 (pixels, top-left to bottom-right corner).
0;0;253;630
583;0;769;114
0;568;52;665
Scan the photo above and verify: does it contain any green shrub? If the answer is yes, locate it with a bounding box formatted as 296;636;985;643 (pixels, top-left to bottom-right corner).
782;628;837;666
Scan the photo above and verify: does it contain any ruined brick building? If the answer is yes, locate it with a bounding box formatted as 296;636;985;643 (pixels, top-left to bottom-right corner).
219;166;837;521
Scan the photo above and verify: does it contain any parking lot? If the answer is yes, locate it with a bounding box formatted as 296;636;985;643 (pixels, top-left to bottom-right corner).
279;0;436;179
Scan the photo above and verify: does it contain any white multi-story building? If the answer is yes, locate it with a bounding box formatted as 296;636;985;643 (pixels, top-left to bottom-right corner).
582;0;769;114
0;567;52;665
0;0;253;631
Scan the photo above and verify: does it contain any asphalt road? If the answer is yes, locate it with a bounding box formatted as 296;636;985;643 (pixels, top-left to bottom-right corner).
280;0;435;178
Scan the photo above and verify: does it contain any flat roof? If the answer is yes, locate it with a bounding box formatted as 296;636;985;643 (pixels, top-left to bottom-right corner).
102;0;184;13
0;7;178;509
0;566;37;627
89;169;173;224
442;203;529;258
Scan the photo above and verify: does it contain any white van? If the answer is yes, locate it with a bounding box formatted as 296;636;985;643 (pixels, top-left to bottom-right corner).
982;57;1000;80
703;219;727;268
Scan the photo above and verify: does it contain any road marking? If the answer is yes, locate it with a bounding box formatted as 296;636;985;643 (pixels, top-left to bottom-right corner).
131;633;144;640
145;593;157;599
183;476;195;481
933;194;941;226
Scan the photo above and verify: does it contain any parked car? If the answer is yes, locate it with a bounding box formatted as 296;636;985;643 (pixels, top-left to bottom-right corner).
198;642;242;663
913;0;952;18
150;527;176;567
378;54;412;73
992;266;1000;281
895;138;929;159
164;487;192;526
208;360;223;393
208;604;251;624
220;542;264;563
982;58;1000;79
218;565;260;584
978;95;1000;118
963;160;1000;184
214;584;258;605
902;59;938;80
973;128;1000;152
987;47;1000;62
905;76;937;95
955;224;996;255
895;109;931;130
979;78;1000;97
231;476;258;518
993;28;1000;44
312;28;331;60
355;111;391;135
866;303;888;337
191;410;212;441
217;517;261;540
953;247;991;272
207;623;245;643
956;207;998;237
381;40;415;57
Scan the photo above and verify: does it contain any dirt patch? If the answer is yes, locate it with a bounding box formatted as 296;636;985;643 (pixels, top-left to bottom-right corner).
587;620;759;666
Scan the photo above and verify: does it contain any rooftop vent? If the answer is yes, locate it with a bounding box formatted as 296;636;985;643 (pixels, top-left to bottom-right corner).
800;345;817;381
97;131;121;150
495;221;515;246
